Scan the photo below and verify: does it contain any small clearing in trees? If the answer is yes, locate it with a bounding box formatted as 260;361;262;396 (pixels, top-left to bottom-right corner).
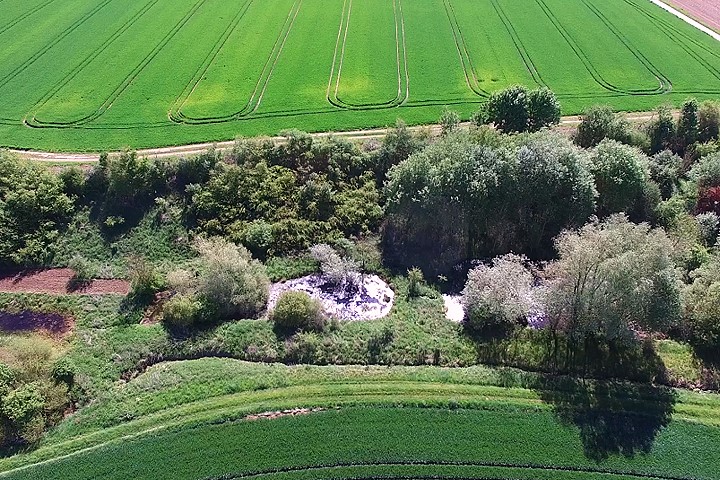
268;274;394;321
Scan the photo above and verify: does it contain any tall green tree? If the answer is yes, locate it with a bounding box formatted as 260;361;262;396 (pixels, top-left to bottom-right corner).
588;140;653;220
0;152;74;266
677;98;699;152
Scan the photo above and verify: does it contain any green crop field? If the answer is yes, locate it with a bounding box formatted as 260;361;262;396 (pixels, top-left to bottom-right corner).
1;360;719;480
0;0;719;151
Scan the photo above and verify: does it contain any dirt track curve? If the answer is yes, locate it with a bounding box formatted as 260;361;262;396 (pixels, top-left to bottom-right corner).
11;113;661;163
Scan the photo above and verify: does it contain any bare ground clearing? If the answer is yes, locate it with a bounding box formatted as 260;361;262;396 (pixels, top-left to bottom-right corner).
0;269;130;295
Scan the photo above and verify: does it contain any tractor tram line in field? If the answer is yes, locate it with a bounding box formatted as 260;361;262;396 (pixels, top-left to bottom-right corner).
443;0;490;98
26;0;211;128
171;0;305;124
167;0;256;124
0;0;58;37
22;0;164;127
579;0;672;94
0;0;118;94
534;0;665;95
327;0;409;110
0;0;719;149
622;0;720;93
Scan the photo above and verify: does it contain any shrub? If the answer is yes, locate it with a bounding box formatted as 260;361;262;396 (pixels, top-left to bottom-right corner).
59;167;86;201
462;254;534;335
407;267;424;298
243;220;274;259
271;291;325;332
309;244;360;290
440;108;461;135
690;152;720;190
648;150;683;199
486;86;559;133
162;294;202;329
68;255;93;288
127;256;164;302
697;186;720;216
0;364;16;396
0;152;74;266
50;357;76;385
545;215;681;347
589;140;652;220
574;105;633;148
195;237;270;320
684;256;720;357
677;98;699;152
648;105;677;154
696;212;719;246
527;87;561;132
486;85;529;133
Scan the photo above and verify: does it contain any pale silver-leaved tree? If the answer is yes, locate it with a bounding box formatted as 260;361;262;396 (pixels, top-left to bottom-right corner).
544;214;681;347
461;254;534;332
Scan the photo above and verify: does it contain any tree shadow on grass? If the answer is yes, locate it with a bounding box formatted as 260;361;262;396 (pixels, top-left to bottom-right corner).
538;377;676;462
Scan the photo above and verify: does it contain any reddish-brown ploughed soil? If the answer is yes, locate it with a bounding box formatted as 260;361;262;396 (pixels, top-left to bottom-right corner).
0;269;130;295
666;0;720;32
0;311;73;337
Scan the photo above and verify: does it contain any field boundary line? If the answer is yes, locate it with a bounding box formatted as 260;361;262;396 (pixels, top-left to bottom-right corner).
651;0;720;41
10;112;669;161
0;383;548;477
1;376;712;477
29;0;212;128
172;0;304;124
22;0;163;127
0;0;117;91
0;0;58;36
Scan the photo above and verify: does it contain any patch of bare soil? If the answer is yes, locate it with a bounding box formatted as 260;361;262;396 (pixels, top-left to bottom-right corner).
244;407;327;421
0;310;74;338
0;269;130;295
665;0;720;33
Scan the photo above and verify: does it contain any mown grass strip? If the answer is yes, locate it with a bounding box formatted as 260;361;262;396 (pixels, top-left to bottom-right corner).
0;357;718;476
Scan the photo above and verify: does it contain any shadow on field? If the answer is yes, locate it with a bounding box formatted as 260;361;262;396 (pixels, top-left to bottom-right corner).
538;378;676;462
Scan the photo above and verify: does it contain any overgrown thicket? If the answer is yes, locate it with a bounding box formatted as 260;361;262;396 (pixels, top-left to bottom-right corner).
190;131;383;256
0;338;75;450
0;152;74;267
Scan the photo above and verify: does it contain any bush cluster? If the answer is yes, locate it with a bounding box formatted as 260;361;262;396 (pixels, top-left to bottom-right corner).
270;291;325;333
162;238;270;328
